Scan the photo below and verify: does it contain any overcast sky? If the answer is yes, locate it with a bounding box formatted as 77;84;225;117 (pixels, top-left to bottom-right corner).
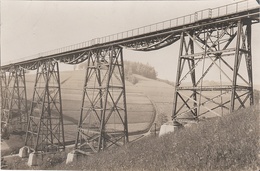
1;0;260;84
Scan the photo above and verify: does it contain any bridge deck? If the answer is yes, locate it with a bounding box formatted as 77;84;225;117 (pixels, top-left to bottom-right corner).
1;1;260;70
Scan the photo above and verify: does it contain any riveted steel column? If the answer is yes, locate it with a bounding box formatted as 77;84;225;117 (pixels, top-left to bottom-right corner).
245;20;254;106
0;70;7;116
190;31;197;118
120;48;129;143
230;21;242;113
172;32;185;120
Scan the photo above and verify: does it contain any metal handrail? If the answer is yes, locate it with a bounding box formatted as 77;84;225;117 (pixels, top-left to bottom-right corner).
4;0;259;65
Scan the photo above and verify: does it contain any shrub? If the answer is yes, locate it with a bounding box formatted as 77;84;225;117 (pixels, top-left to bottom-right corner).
127;75;139;85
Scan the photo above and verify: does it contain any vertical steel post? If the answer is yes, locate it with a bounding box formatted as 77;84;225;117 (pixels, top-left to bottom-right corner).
120;48;129;143
172;32;184;120
25;62;40;146
26;62;39;146
0;70;7;115
190;31;197;117
74;53;91;149
245;20;254;105
98;48;112;151
56;61;66;150
230;21;242;113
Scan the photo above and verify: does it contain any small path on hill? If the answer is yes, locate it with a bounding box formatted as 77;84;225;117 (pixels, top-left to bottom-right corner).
62;113;79;124
133;75;175;124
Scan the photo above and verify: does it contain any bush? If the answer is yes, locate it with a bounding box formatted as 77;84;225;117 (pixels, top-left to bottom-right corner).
127;75;139;85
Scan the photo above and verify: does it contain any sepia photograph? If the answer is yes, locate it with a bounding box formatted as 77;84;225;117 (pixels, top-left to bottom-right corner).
1;0;260;170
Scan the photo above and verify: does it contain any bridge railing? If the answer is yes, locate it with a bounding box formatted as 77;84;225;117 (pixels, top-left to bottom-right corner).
5;0;258;65
211;0;256;18
77;0;257;46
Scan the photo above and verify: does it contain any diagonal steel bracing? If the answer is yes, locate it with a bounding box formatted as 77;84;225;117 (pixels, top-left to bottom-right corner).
74;46;128;154
172;19;254;121
25;60;65;152
1;67;28;132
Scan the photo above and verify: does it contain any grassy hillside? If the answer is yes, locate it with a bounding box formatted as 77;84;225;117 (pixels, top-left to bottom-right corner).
52;105;259;171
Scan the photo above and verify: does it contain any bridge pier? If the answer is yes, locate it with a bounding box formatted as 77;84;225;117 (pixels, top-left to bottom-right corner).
1;67;28;132
73;46;128;155
172;19;254;120
24;60;65;157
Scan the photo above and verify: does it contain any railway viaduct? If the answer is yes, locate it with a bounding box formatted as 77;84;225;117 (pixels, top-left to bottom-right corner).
1;0;259;165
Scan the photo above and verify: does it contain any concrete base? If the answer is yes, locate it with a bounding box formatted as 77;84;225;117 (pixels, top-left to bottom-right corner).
28;153;37;166
66;151;77;164
159;121;183;137
159;124;175;137
27;152;43;166
18;147;30;158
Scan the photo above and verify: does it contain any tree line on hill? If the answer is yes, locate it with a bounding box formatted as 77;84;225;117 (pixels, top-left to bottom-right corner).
124;61;157;80
77;60;158;81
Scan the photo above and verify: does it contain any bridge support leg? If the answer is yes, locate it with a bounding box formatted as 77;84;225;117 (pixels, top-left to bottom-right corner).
74;46;128;155
1;70;7;116
1;67;28;132
172;19;254;120
25;60;65;155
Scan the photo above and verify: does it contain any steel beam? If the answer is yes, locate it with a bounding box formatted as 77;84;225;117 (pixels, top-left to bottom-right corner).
25;60;65;152
172;19;254;121
74;46;128;154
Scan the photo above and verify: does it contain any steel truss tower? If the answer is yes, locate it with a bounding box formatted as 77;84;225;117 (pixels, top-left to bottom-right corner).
25;60;65;152
75;46;128;154
172;19;254;120
1;67;28;131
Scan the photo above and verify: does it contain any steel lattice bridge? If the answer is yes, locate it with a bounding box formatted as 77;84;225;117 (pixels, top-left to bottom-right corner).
1;0;260;156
